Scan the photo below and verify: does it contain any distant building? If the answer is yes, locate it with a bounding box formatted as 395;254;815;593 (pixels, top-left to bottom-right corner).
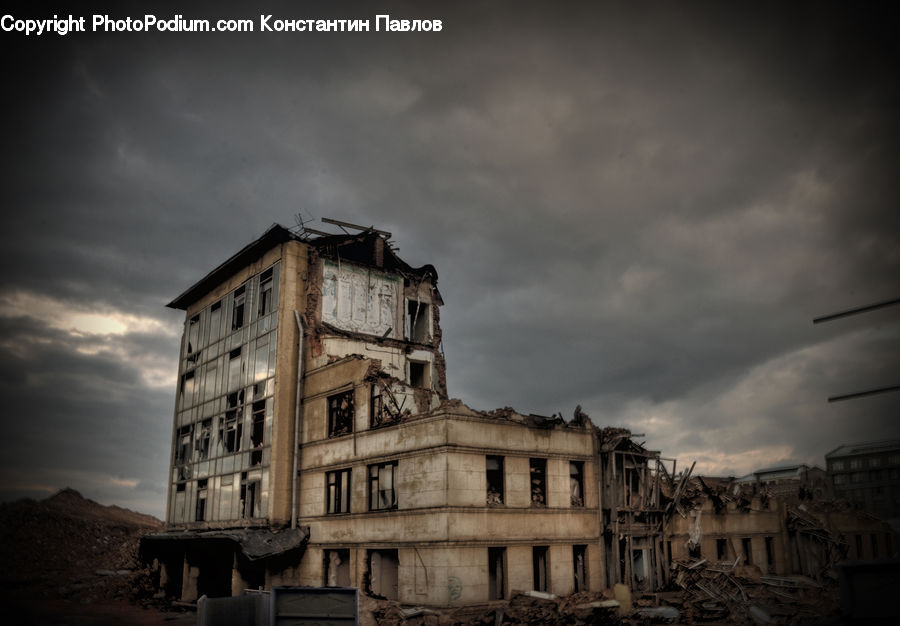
826;439;900;524
735;463;832;499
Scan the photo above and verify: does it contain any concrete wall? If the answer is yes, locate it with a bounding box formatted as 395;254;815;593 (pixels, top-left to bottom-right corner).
287;541;602;606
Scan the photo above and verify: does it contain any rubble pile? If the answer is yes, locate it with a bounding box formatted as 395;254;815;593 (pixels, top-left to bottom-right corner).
671;558;840;624
361;590;626;625
0;488;163;607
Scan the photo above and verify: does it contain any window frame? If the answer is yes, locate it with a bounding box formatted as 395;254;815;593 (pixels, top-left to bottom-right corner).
328;389;355;437
326;468;352;515
368;461;398;511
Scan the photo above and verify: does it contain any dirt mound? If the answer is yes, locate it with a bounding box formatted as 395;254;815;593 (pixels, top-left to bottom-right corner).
0;487;162;606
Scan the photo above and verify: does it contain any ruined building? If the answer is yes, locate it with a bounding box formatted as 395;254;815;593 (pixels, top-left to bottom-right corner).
142;223;897;610
144;223;669;605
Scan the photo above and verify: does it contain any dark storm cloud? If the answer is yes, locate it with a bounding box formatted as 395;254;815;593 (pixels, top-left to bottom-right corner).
1;0;898;515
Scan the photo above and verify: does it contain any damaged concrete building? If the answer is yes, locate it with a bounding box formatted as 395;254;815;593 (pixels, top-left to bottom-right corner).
143;222;899;611
143;223;647;605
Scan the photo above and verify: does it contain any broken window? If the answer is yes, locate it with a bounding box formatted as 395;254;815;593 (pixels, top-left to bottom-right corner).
187;314;200;355
221;396;243;454
324;549;351;587
530;458;547;506
369;461;397;511
573;545;587;592
408;360;430;388
328;390;354;437
570;461;584;506
716;538;728;561
532;546;549;592
231;285;246;331
195;479;207;522
370;384;386;426
241;472;260;519
250;401;265;465
741;537;752;565
486;456;504;505
258;268;274;317
367;549;399;600
197;419;212;460
250;401;265;447
407;300;430;343
488;547;506;600
180;371;196;408
369;380;404;426
327;468;351;514
175;425;193;464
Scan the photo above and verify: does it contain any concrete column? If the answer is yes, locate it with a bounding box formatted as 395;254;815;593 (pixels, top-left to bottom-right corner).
231;554;247;597
181;554;199;602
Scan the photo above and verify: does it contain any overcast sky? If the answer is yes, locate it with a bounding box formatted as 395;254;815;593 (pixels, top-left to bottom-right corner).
2;1;898;519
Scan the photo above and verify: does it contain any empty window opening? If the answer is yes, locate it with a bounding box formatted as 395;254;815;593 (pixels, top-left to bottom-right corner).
197;419;212;460
325;549;351;587
369;461;398;511
251;401;265;447
530;458;547;506
408;360;429;388
328;390;354;437
855;534;863;559
488;547;506;600
716;538;728;561
532;546;549;592
486;456;504;505
187;314;200;355
632;549;647;583
241;473;260;519
195;479;207;522
741;538;752;565
258;268;274;316
370;384;386;427
231;286;246;331
221;410;243;454
688;543;701;560
367;549;399;600
871;534;879;558
573;545;587;592
407;300;429;343
570;461;584;506
175;425;193;465
764;537;775;572
327;468;351;514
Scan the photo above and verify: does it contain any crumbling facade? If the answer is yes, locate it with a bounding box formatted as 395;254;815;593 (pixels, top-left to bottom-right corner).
143;223;899;610
144;224;611;605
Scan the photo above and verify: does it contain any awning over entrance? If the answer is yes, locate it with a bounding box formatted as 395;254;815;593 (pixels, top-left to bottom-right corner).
141;526;309;561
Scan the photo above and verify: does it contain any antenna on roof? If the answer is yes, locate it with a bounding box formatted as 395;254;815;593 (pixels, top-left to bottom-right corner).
321;217;392;239
292;211;321;240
